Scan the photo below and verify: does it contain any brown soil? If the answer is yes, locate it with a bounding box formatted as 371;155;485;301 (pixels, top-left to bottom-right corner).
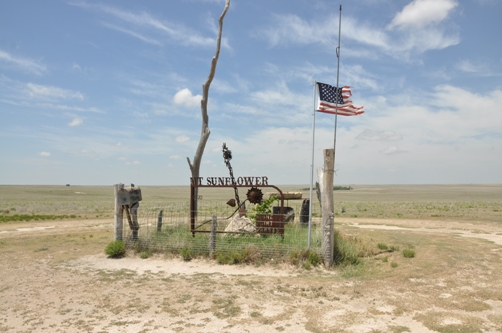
1;217;502;332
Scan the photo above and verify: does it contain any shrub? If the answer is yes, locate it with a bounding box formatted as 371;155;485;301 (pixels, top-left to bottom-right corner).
391;262;398;268
402;249;415;258
140;250;152;259
308;250;322;266
333;230;360;266
377;243;388;250
105;240;125;258
181;247;192;261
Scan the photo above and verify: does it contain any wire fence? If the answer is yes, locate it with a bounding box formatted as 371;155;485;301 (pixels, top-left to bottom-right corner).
122;200;323;259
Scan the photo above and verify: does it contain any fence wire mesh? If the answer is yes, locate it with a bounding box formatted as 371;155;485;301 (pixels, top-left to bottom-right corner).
123;200;322;259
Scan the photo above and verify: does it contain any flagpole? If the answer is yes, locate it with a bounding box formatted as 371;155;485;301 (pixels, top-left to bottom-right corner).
330;4;342;263
308;80;317;248
333;4;342;157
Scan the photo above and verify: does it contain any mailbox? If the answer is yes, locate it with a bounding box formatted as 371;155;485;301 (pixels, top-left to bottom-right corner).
117;184;142;206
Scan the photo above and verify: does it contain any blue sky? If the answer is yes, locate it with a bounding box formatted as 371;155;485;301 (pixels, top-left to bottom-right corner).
1;0;501;186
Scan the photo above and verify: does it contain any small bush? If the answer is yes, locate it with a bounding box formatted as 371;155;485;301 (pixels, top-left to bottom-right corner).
308;251;322;266
105;240;125;258
391;262;398;268
402;249;415;258
289;249;321;268
216;250;242;265
333;230;360;266
140;250;152;259
377;243;388;250
181;247;192;261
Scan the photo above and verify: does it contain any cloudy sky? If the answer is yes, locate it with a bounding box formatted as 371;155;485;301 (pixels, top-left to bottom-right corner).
1;0;501;186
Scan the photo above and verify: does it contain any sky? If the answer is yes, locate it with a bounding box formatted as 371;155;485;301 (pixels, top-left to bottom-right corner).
0;0;501;186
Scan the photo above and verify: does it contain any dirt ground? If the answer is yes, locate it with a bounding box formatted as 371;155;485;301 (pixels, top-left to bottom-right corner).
1;217;502;333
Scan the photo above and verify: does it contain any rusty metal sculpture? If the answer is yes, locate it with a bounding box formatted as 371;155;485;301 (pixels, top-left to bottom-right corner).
222;143;241;208
246;187;263;204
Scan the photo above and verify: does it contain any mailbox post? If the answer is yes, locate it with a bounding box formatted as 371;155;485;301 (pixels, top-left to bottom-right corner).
114;183;142;241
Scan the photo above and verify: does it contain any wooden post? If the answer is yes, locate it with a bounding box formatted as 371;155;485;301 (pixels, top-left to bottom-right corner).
320;149;335;267
157;210;163;232
210;215;217;256
114;183;124;241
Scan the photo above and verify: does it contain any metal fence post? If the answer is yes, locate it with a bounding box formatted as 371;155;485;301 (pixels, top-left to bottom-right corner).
157;210;163;231
210;215;217;256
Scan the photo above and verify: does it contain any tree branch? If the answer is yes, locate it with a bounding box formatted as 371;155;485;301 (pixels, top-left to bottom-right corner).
187;0;230;179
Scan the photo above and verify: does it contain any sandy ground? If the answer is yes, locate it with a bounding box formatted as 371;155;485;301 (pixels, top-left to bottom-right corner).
1;218;502;333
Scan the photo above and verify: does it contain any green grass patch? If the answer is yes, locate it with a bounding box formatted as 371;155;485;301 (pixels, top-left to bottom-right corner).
377;243;389;250
0;213;79;222
402;249;415;258
105;240;126;258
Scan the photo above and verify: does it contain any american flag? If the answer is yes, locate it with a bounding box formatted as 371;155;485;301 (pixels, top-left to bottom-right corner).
316;82;365;116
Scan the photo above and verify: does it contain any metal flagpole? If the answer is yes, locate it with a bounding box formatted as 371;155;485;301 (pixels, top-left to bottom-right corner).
330;4;342;263
308;80;317;248
333;5;342;156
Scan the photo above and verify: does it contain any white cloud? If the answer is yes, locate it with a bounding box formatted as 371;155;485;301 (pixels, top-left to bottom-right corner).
173;88;201;107
38;152;51;157
388;0;458;30
175;135;190;143
126;160;140;165
68;118;84;127
73;3;217;48
169;155;181;160
381;146;408;155
0;49;46;75
26;83;84;101
101;22;162;45
356;129;402;141
256;11;459;60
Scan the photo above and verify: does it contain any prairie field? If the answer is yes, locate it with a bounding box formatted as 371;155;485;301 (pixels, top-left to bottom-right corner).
1;184;501;333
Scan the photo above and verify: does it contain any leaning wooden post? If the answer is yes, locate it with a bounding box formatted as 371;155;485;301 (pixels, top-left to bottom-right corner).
209;215;217;256
321;149;335;267
114;183;124;241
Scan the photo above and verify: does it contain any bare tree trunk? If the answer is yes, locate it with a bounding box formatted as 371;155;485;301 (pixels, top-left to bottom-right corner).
187;0;230;214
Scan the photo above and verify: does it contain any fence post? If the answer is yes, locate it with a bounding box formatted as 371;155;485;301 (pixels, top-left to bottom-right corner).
321;149;335;267
210;215;217;256
113;183;124;241
157;210;163;231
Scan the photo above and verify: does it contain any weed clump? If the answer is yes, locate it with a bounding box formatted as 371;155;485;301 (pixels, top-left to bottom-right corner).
140;250;152;259
289;249;322;269
377;243;389;250
215;245;263;265
333;230;361;266
181;247;192;261
402;249;415;258
105;240;125;258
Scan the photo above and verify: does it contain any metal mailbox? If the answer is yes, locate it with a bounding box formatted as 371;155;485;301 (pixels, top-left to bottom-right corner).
117;184;142;206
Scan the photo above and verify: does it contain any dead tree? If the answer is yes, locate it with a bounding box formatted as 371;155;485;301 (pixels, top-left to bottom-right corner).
187;0;230;214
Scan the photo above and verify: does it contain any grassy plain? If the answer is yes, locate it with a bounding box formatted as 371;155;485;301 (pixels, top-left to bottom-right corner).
1;183;500;221
0;184;501;332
